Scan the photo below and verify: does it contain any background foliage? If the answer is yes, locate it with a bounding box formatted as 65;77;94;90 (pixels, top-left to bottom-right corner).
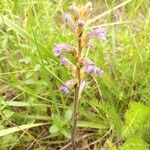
0;0;150;149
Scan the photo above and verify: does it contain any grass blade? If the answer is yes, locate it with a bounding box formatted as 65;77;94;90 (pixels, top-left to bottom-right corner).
0;123;49;137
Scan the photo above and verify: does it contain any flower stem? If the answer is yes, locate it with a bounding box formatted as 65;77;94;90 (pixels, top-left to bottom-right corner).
71;32;82;150
71;85;79;150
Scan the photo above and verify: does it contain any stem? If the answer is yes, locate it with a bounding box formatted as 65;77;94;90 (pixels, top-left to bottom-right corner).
71;84;80;150
71;33;82;150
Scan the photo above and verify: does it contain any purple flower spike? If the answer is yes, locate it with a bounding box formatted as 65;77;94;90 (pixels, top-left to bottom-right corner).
60;57;75;69
89;28;107;41
60;79;77;94
64;13;75;31
54;43;73;57
95;67;103;76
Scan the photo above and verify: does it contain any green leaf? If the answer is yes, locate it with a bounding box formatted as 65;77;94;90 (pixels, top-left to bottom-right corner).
64;109;72;121
119;136;149;150
122;102;150;138
1;100;51;107
2;109;14;120
60;128;71;139
49;125;59;134
90;100;122;135
77;121;106;129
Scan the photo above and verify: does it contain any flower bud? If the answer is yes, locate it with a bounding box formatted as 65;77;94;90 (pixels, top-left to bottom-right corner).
84;2;93;18
64;13;75;31
78;19;84;28
70;3;79;19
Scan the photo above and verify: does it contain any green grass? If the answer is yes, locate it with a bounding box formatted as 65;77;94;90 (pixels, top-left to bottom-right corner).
0;0;150;149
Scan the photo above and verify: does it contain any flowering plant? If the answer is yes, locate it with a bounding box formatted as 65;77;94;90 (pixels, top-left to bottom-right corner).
54;2;106;149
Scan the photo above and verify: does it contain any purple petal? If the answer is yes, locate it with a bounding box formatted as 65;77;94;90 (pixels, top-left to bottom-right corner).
54;43;73;57
89;28;107;41
60;57;74;69
95;67;103;76
60;85;69;94
60;57;70;65
82;58;94;66
60;79;77;94
85;65;95;75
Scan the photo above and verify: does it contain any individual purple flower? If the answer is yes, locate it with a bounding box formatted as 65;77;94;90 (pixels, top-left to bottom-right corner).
88;28;107;41
60;79;77;94
60;57;75;69
54;43;73;57
81;58;103;76
64;13;75;31
82;58;95;75
95;67;103;76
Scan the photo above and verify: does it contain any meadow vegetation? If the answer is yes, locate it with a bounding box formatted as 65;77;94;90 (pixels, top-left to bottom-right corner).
0;0;150;149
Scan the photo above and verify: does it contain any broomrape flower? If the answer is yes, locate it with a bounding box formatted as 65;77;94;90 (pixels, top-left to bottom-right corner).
60;79;77;94
82;58;103;76
60;57;76;70
54;43;74;57
89;28;107;41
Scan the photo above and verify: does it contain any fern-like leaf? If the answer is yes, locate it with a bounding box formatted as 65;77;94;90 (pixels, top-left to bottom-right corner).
122;102;150;138
119;136;149;150
90;100;122;136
